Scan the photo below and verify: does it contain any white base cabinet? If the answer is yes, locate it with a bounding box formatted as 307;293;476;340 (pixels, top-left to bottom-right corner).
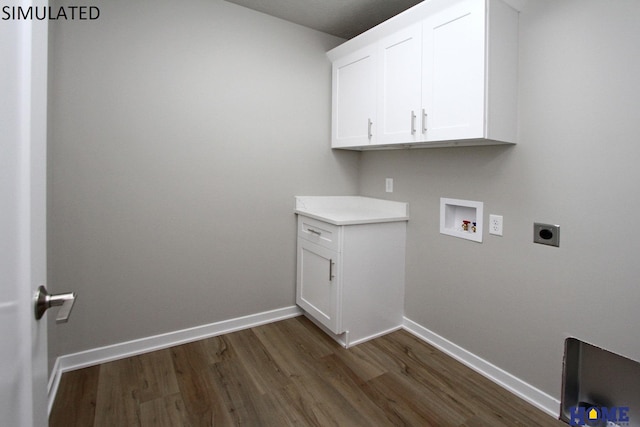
296;215;406;348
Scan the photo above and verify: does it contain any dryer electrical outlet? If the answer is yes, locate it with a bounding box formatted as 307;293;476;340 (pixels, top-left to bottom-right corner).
534;223;560;247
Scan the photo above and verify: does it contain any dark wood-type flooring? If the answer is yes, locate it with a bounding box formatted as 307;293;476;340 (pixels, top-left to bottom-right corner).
50;316;565;426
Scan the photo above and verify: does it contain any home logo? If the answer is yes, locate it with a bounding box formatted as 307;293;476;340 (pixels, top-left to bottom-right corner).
569;404;630;426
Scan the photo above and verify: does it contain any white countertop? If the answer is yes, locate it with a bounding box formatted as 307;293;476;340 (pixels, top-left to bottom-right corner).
294;196;409;225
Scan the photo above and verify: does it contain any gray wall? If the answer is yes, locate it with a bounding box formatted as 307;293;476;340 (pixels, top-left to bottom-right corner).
359;0;640;398
47;0;357;364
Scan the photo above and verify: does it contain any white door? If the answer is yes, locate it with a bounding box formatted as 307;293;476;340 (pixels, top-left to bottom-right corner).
0;1;49;426
332;44;377;148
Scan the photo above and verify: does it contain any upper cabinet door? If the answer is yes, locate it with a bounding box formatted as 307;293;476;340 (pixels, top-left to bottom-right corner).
422;0;486;142
377;24;423;145
332;45;377;148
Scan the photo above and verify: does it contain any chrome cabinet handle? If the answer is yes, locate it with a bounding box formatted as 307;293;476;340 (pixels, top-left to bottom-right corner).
35;285;77;323
329;259;335;281
307;228;321;236
422;109;427;134
367;118;373;140
411;111;416;135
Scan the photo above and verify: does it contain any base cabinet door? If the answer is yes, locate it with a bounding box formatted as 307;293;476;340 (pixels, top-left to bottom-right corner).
296;238;341;334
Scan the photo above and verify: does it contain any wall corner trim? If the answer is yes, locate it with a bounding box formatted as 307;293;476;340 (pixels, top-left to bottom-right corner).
48;305;303;415
402;317;560;419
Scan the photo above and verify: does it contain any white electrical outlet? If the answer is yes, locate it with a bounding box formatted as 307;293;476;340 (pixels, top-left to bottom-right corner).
385;178;393;193
489;214;503;236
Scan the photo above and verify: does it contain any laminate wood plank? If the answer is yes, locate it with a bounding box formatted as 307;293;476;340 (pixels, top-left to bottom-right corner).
222;327;291;395
316;353;395;425
260;381;324;426
365;333;477;420
325;342;388;382
253;318;382;425
245;389;299;426
196;334;234;365
459;414;514;427
49;365;99;427
262;317;336;359
252;319;374;425
93;357;143;427
131;349;180;404
295;315;389;383
139;393;189;427
368;329;466;390
277;369;376;426
209;357;278;426
364;371;459;426
251;317;335;379
377;332;485;406
169;340;233;427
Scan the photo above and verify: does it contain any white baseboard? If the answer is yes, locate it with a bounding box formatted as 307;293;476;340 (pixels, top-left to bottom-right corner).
48;305;302;414
402;317;561;419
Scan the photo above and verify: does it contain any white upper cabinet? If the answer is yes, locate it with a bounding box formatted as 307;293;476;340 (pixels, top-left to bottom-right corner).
332;45;377;148
327;0;520;150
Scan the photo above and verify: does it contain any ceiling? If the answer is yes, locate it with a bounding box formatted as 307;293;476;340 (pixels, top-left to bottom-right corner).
225;0;424;40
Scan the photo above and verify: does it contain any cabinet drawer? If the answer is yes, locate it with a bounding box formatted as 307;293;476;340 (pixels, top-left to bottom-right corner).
297;216;341;251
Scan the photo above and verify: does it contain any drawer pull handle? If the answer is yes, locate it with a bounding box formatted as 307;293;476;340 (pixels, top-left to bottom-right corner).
307;228;321;236
329;259;335;281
